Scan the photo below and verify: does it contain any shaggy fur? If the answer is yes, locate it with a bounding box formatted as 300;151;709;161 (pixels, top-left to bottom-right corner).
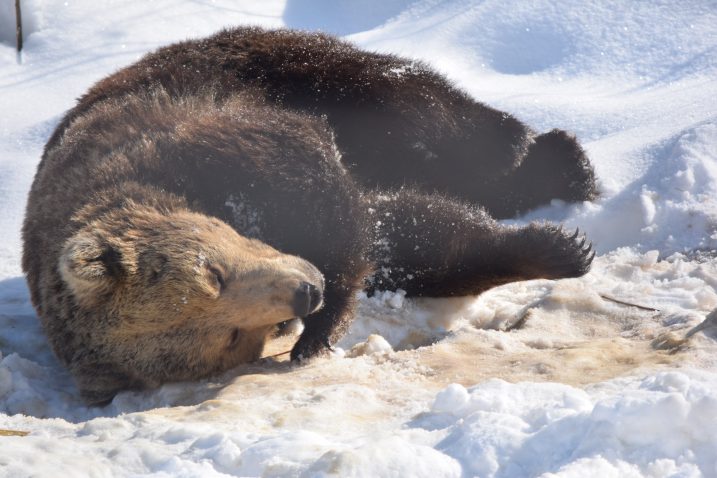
24;27;596;403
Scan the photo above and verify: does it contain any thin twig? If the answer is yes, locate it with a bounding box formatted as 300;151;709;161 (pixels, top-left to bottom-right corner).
599;294;660;312
266;349;291;359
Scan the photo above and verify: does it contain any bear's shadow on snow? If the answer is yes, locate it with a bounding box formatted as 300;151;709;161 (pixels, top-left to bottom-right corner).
18;115;64;147
0;276;54;364
282;0;413;36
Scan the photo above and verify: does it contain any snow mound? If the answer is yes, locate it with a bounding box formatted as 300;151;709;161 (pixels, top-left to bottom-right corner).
420;372;717;477
532;122;717;255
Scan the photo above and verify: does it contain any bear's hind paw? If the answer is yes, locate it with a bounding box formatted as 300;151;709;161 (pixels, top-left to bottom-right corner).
520;224;595;281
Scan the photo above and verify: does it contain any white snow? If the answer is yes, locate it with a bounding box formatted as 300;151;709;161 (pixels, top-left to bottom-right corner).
1;0;717;476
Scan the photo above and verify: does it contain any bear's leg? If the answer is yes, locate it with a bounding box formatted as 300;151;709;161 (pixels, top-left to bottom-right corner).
73;362;145;406
473;129;599;219
365;190;594;297
290;268;366;360
311;78;597;220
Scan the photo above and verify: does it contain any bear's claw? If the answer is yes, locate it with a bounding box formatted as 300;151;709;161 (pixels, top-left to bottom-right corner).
523;224;595;280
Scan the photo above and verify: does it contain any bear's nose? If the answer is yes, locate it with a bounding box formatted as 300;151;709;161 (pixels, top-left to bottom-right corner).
293;281;323;318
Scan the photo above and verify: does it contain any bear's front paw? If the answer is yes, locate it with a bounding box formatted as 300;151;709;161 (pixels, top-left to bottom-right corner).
290;334;333;362
524;225;595;280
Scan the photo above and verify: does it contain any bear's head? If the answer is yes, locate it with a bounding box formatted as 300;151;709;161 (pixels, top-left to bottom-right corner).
58;205;323;392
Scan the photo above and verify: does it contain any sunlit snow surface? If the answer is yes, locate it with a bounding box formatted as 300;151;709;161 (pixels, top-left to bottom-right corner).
1;1;717;477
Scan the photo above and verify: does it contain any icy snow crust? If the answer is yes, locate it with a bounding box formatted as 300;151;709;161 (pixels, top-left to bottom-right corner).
1;1;717;476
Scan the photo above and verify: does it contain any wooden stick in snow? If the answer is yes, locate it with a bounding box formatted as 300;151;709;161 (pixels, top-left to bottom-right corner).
15;0;23;53
0;429;29;437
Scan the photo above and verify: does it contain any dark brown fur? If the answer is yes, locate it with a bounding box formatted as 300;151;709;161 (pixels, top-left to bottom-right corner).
24;27;596;403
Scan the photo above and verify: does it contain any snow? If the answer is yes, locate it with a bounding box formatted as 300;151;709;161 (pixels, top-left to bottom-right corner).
1;0;717;476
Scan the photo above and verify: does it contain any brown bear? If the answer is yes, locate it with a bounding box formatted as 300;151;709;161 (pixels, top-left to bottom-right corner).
23;27;596;404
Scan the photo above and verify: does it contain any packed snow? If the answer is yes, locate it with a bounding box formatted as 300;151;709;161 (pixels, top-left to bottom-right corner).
1;1;716;476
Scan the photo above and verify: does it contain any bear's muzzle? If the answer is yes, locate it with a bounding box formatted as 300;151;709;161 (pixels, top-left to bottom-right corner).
293;281;323;318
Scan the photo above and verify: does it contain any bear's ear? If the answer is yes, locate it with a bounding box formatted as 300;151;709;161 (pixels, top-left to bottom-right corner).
138;250;168;285
59;232;125;301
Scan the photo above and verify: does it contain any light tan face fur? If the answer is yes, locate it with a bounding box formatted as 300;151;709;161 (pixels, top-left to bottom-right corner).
59;207;324;369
